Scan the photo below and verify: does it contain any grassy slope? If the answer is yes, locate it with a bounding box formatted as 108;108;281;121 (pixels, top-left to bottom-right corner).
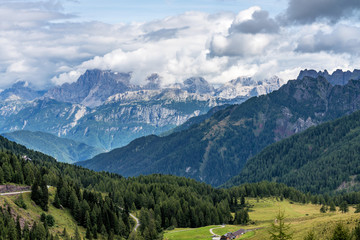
0;187;86;238
164;198;360;240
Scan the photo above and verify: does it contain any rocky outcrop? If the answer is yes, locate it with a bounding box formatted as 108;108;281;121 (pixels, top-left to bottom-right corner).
45;69;134;107
216;76;286;99
297;69;360;86
0;185;30;193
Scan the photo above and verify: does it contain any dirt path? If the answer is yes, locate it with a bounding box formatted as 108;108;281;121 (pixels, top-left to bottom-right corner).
130;212;140;232
209;225;225;236
0;190;31;196
118;206;140;232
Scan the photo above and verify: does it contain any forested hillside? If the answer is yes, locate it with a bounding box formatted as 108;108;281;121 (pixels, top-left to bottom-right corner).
3;134;360;238
79;76;360;186
225;109;360;194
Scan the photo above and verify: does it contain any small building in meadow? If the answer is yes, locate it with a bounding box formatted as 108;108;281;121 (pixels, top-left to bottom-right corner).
220;229;246;239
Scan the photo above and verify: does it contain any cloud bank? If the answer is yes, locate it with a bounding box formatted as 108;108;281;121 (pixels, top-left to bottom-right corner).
0;0;360;89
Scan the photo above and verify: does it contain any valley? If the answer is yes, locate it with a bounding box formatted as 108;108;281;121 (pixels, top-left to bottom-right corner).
165;198;360;240
79;72;360;187
2;1;360;239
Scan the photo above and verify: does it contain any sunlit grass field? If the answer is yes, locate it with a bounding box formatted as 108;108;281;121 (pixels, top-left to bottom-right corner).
0;187;87;238
164;197;360;240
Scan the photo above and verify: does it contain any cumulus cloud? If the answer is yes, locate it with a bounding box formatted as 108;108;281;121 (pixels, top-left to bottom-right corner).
210;33;275;57
230;10;279;34
296;25;360;54
209;7;278;58
1;1;360;91
143;27;188;41
280;0;360;24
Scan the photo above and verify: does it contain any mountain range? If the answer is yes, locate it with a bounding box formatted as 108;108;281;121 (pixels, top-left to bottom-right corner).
78;72;360;186
0;69;285;160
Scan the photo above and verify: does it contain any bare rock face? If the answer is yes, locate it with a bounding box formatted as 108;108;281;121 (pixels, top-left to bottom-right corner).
0;185;30;193
183;77;215;95
45;69;134;107
215;76;286;99
298;69;360;86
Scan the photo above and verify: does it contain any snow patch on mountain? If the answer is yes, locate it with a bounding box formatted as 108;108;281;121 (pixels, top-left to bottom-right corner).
216;76;286;99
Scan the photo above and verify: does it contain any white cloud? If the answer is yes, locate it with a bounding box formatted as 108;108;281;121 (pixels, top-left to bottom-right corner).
0;1;359;90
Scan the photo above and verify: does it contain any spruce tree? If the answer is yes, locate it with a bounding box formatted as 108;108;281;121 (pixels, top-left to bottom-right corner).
74;227;82;240
339;201;349;213
331;223;351;240
355;204;360;213
268;210;293;240
304;230;316;240
53;192;61;209
329;202;336;212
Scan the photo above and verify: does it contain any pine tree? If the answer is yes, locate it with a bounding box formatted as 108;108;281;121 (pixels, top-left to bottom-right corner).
62;227;71;240
355;204;360;213
23;222;30;240
53;192;61;209
7;217;18;240
234;209;250;224
16;216;21;240
331;223;351;240
74;227;82;240
240;196;245;206
46;215;55;227
320;205;327;213
304;230;316;240
0;168;4;184
339;201;349;213
86;226;92;240
329;202;336;212
268;210;293;240
40;179;49;211
354;222;360;240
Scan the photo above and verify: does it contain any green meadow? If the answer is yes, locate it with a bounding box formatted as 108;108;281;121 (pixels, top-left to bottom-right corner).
164;197;360;240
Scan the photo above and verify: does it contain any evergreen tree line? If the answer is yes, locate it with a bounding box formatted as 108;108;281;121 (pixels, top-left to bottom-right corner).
54;176;131;239
0;205;62;240
227;110;360;194
5;135;360;239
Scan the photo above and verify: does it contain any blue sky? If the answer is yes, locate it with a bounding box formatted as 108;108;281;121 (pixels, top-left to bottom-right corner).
0;0;359;89
63;0;287;23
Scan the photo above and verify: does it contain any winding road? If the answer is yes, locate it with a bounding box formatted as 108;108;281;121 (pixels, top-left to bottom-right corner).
130;212;140;232
210;225;225;237
0;190;31;196
118;206;140;232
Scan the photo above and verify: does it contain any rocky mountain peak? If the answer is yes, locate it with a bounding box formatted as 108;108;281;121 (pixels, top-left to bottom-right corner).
143;73;161;90
183;77;215;94
45;69;134;107
215;75;285;99
297;69;360;86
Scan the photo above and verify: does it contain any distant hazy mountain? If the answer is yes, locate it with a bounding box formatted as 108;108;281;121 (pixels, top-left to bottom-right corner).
0;81;45;102
78;76;360;186
216;76;286;99
297;69;360;86
2;130;102;163
0;69;285;151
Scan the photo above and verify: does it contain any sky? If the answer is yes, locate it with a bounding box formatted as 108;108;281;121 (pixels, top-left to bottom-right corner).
0;0;360;89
